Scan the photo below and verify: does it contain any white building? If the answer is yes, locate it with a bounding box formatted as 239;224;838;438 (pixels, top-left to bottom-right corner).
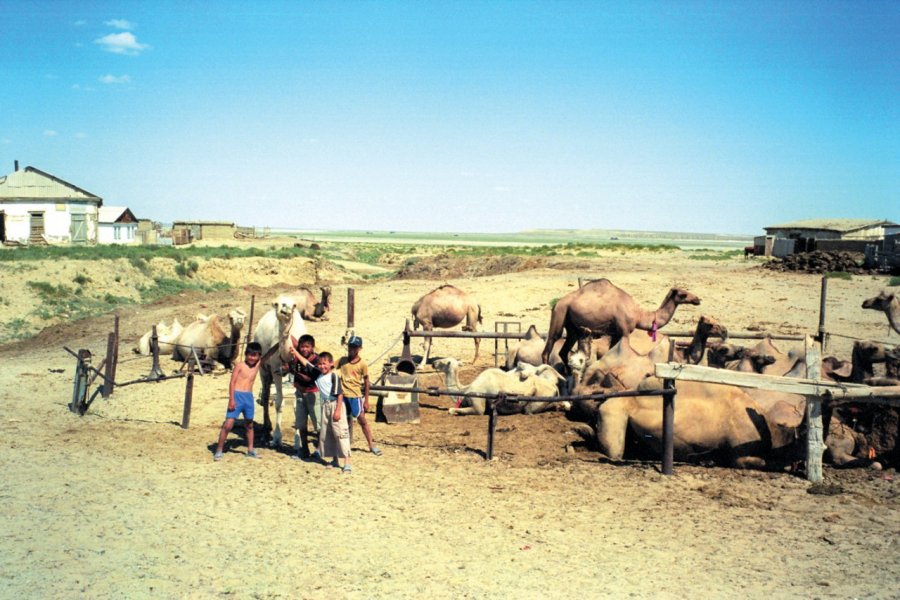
0;164;102;245
98;206;139;244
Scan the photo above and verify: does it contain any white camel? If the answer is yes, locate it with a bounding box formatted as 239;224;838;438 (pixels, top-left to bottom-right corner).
133;318;184;356
433;357;568;416
253;295;307;448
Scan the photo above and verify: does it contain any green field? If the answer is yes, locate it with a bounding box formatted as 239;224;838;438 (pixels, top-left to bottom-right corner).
268;228;753;250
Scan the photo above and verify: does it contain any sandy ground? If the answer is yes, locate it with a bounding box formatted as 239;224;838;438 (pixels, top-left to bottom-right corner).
1;249;898;599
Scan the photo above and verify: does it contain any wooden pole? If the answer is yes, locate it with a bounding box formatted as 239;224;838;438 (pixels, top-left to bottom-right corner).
181;358;195;429
148;325;165;381
817;277;828;352
662;343;676;475
101;332;116;399
243;294;256;363
805;335;824;483
486;397;500;460
347;287;355;329
110;315;120;388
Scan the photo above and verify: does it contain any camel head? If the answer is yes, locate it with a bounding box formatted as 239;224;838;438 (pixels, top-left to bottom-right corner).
744;348;777;373
432;357;460;374
670;287;701;307
862;290;895;311
697;315;727;342
272;295;298;324
707;342;745;367
228;308;247;329
320;286;332;310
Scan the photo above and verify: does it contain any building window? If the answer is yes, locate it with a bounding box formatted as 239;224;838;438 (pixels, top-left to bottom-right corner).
114;226;121;240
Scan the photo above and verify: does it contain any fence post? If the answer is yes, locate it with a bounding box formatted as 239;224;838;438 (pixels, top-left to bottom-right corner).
148;325;165;381
347;287;355;329
181;358;195;429
110;315;120;388
805;335;824;483
817;277;828;352
243;294;256;364
661;343;676;475
101;332;116;399
486;395;501;460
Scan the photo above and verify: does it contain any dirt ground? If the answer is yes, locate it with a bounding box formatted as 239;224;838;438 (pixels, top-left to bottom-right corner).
1;248;898;599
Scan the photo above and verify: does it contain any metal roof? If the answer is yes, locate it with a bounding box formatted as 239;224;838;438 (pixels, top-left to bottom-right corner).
0;166;102;203
764;218;898;233
98;206;136;223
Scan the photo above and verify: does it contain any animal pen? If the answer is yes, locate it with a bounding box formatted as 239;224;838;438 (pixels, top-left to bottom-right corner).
373;277;900;482
65;280;898;483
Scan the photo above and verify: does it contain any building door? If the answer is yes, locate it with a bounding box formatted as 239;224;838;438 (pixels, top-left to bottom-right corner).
70;213;87;243
0;212;5;243
29;212;45;244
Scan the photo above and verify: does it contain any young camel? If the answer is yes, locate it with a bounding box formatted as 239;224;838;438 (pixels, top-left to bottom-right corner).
862;290;900;335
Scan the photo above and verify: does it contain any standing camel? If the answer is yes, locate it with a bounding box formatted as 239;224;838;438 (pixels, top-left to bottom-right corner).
542;279;700;371
411;284;482;364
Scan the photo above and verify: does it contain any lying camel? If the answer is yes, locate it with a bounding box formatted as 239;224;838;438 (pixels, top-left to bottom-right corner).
597;380;802;469
542;279;700;372
133;318;184;356
433;357;567;416
412;285;482;364
253;295;307;448
173;309;246;369
862;290;900;335
296;285;331;321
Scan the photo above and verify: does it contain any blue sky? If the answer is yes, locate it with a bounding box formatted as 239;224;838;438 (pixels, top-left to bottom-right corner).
2;1;897;235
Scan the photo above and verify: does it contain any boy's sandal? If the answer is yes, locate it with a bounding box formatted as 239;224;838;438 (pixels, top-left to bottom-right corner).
370;447;382;456
213;451;224;461
341;465;352;474
246;450;260;459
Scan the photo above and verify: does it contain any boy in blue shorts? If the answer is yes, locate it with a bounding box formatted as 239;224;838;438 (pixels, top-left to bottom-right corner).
214;341;279;460
338;336;381;456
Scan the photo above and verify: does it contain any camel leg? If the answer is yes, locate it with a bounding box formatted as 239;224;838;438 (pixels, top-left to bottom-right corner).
271;373;284;448
473;336;480;363
260;370;273;444
557;329;578;375
423;328;433;364
597;399;629;460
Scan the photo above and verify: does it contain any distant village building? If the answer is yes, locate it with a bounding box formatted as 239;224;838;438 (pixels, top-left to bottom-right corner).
0;163;102;245
755;218;900;258
97;206;139;245
170;221;236;245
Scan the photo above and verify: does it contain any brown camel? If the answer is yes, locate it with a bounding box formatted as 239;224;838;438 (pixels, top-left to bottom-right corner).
296;285;332;321
862;290;900;335
411;284;482;363
542;279;700;370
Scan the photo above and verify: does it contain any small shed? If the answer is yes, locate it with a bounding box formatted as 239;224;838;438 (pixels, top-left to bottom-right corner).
171;220;236;244
98;206;139;245
0;163;102;245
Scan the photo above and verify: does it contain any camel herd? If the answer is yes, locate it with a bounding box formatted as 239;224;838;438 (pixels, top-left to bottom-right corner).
421;281;899;471
133;279;899;471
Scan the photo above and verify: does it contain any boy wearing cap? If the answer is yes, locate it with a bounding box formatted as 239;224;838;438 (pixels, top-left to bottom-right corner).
338;336;381;456
213;341;280;461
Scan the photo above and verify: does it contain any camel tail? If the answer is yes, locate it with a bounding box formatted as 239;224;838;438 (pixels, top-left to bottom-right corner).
477;304;483;325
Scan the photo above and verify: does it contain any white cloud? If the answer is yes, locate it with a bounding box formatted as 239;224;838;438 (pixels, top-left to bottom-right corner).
43;130;58;137
105;19;134;30
94;32;149;55
99;74;131;84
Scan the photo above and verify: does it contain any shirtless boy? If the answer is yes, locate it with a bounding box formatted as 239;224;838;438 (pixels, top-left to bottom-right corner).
213;341;279;460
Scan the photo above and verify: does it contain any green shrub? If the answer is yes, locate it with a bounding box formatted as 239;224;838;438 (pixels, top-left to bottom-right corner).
73;274;91;286
889;276;900;286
